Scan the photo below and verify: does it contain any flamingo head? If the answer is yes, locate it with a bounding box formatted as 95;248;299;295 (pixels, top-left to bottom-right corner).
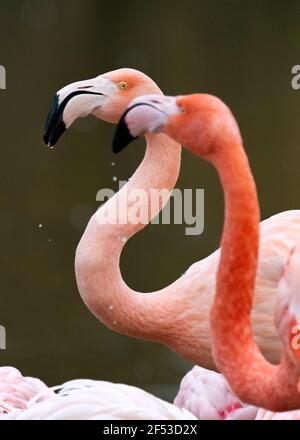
112;94;242;157
43;68;161;148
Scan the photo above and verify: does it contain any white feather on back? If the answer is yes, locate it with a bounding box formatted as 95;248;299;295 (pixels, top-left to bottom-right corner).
4;379;195;420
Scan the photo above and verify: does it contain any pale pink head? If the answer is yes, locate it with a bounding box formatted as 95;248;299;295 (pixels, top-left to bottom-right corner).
112;93;242;158
43;68;161;148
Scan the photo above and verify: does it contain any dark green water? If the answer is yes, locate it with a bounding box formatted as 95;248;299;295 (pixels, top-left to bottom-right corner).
1;0;300;400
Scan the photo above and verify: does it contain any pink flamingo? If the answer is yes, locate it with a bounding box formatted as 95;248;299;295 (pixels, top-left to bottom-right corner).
1;366;256;420
43;68;300;371
112;93;300;411
1;377;196;420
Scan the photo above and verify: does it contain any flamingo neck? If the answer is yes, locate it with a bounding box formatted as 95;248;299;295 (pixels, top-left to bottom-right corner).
75;131;182;340
210;142;300;411
211;144;260;332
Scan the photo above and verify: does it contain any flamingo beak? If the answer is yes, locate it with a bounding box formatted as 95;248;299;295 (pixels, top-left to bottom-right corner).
112;94;179;153
43;76;117;148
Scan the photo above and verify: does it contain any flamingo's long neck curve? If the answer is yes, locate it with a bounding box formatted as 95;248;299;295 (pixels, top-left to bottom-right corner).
210;140;300;411
75;131;185;341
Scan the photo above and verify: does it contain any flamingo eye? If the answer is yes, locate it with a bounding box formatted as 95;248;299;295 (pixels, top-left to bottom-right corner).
179;105;186;113
118;81;128;90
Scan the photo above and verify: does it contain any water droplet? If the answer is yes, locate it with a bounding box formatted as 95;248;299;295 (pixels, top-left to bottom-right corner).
111;162;115;166
112;176;118;182
109;305;114;311
38;224;43;228
48;238;52;242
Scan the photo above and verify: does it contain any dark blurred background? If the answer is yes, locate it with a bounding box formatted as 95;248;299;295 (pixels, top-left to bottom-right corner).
1;0;300;401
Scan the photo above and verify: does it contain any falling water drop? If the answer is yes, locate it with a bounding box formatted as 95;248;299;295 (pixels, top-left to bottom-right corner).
111;162;115;166
38;224;43;228
112;176;118;182
48;238;52;242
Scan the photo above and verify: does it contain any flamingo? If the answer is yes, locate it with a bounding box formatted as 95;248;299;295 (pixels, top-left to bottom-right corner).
1;377;196;420
0;365;258;420
43;68;300;371
112;93;300;411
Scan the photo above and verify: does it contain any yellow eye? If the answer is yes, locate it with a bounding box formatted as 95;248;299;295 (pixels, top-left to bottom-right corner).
118;81;128;90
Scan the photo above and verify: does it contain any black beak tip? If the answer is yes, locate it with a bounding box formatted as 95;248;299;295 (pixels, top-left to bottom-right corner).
43;132;53;148
112;117;137;154
43;93;66;148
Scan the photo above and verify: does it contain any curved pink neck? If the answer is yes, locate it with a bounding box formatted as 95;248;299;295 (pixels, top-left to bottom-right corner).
210;144;300;411
75;132;185;341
